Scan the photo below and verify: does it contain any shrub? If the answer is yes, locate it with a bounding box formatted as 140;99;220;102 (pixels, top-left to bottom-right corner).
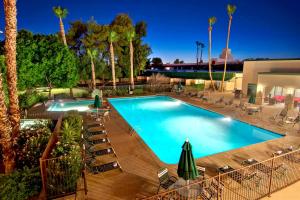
19;90;47;109
49;112;83;196
16;124;52;169
0;167;41;200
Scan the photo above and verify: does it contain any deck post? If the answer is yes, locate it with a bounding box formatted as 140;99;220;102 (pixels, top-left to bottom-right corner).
217;172;221;200
268;155;275;197
39;158;47;200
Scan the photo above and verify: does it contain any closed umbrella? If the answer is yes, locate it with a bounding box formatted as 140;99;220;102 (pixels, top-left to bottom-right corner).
177;139;199;184
94;95;101;118
248;94;255;104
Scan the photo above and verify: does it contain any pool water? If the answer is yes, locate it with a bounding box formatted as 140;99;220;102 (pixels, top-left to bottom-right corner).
47;100;95;112
108;96;282;164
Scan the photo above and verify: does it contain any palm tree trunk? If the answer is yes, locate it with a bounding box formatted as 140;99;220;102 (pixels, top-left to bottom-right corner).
110;42;116;90
69;88;73;97
130;41;134;90
0;73;14;174
59;17;67;46
4;0;19;141
91;57;96;90
221;17;232;92
208;27;216;91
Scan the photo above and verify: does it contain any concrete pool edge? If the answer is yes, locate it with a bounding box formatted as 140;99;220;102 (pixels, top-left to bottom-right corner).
107;95;285;165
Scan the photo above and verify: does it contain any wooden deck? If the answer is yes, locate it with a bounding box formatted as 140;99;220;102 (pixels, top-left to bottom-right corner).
84;93;300;200
28;93;300;200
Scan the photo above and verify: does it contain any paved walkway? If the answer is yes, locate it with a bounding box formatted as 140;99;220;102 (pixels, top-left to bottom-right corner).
262;181;300;200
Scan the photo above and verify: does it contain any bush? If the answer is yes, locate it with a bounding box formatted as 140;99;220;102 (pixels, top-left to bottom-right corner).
16;123;52;169
19;90;47;109
0;167;41;200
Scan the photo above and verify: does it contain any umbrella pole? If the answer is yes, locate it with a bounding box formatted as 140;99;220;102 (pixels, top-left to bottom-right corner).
186;179;190;199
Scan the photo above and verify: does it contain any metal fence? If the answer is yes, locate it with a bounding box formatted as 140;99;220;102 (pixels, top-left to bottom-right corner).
143;149;300;200
40;155;85;199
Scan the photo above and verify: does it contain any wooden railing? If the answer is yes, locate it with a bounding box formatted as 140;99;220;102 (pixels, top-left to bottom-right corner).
143;149;300;200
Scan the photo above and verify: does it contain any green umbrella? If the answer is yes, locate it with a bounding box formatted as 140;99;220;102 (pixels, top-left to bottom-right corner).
94;95;101;108
248;94;256;104
177;139;199;183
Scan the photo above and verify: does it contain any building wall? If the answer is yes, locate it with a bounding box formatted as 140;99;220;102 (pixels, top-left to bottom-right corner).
242;60;300;95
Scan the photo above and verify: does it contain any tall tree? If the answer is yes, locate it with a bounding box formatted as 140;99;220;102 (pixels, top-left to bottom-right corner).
221;4;237;92
53;6;68;46
208;17;217;91
108;31;118;90
1;0;19;173
151;57;163;66
87;49;98;90
125;28;135;89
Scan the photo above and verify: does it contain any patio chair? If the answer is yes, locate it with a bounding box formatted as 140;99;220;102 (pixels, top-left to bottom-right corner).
219;165;262;187
205;178;224;200
197;166;206;180
157;168;177;193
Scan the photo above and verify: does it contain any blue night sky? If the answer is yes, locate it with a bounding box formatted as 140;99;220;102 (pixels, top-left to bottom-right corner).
0;0;300;63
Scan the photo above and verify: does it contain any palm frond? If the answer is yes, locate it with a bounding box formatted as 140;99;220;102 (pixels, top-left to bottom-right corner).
125;29;136;42
208;17;217;26
108;31;119;43
227;4;237;16
87;48;98;59
52;6;68;19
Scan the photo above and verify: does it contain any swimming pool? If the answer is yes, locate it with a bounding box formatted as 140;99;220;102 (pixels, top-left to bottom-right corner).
47;100;95;112
108;96;282;164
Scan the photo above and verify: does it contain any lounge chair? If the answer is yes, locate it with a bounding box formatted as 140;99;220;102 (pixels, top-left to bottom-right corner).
270;108;288;122
225;98;234;106
274;147;300;163
84;137;110;146
157;168;177;193
215;96;224;105
284;115;300;127
86;147;115;157
241;158;287;178
84;122;105;129
85;129;107;138
86;161;121;174
219;165;262;187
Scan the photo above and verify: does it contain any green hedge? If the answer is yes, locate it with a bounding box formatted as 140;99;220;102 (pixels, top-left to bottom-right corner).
144;71;235;81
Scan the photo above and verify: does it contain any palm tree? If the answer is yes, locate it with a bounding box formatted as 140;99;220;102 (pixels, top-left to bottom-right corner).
87;49;98;90
53;6;68;46
108;31;118;90
126;29;135;90
208;17;217;91
221;4;237;92
53;6;74;96
0;73;14;174
1;0;19;173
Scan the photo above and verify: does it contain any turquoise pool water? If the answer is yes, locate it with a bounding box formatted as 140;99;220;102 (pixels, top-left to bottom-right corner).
47;100;95;112
108;96;282;164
